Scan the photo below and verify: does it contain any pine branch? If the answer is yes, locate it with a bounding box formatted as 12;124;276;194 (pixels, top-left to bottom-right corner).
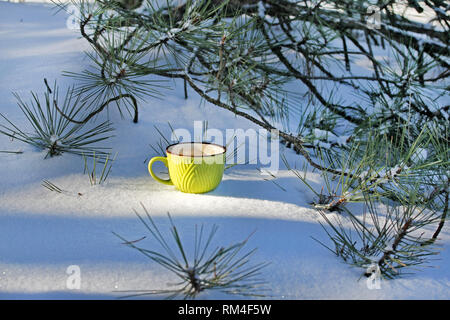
54;93;138;124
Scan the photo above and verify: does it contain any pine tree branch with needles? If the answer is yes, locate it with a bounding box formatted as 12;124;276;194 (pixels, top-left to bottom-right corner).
0;79;114;159
113;204;270;299
57;0;448;179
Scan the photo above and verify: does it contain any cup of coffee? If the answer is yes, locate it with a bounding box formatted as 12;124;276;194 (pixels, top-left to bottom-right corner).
148;142;226;194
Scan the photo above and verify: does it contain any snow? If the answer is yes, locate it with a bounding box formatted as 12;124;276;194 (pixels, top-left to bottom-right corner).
312;129;350;147
0;2;449;300
411;147;428;163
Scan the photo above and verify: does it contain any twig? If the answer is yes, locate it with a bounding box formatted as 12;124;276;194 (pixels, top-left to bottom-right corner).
54;94;138;124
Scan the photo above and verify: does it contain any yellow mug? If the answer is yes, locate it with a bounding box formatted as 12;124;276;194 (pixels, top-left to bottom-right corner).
148;142;226;194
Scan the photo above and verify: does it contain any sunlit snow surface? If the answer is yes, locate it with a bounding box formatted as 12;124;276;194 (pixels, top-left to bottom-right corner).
0;2;449;299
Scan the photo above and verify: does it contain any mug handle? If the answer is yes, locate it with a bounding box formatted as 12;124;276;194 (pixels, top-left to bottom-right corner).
148;157;173;186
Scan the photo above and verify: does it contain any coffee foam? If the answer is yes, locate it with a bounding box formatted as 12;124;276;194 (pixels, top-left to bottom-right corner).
167;143;225;157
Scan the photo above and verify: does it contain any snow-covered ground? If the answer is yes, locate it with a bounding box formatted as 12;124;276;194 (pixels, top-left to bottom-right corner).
0;2;449;299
